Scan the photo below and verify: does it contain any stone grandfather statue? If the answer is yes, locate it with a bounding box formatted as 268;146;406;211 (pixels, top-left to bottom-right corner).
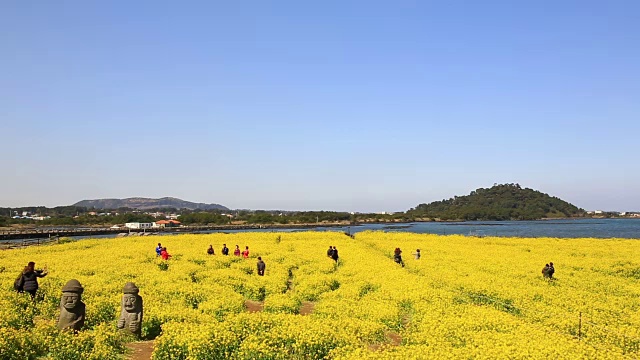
117;282;143;337
57;279;86;332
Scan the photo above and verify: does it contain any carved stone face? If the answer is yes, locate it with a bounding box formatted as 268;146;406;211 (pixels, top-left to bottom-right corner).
124;294;138;312
62;292;80;310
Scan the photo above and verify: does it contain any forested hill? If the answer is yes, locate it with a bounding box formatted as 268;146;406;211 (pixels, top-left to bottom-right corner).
407;184;585;221
74;197;229;211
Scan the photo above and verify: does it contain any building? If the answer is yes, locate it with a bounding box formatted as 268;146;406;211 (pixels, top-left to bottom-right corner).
125;222;153;229
153;220;181;228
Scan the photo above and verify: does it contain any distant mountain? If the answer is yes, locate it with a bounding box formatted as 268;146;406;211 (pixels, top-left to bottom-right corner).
74;197;229;211
407;184;585;221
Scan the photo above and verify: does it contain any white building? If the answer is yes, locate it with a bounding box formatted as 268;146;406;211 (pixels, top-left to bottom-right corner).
125;222;153;229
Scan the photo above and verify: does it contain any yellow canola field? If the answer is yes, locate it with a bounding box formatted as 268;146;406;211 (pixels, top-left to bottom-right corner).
0;231;639;359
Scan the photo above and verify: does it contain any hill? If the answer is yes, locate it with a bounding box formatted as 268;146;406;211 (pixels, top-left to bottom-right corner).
406;184;585;221
74;197;229;211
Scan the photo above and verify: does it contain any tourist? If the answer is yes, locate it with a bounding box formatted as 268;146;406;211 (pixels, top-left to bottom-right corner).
155;243;162;256
242;246;250;259
222;244;229;256
548;262;555;279
327;246;334;258
207;245;215;255
161;247;171;260
20;262;48;299
331;246;339;263
413;249;421;260
234;245;241;256
257;257;266;276
542;264;550;278
393;248;405;267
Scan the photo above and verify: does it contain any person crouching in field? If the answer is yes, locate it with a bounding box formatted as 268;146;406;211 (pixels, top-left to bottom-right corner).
257;257;266;276
394;248;405;267
207;245;215;255
161;247;171;260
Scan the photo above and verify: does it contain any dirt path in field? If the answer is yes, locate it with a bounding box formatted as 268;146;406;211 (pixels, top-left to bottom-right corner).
368;331;403;351
126;341;154;360
299;301;315;315
245;300;264;312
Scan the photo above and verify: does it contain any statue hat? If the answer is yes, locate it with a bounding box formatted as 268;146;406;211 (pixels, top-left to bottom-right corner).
62;279;84;294
123;282;140;294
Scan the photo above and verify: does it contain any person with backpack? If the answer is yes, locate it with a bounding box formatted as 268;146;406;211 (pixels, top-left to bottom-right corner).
16;262;48;299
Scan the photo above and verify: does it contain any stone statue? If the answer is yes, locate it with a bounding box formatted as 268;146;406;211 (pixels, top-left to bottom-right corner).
117;282;143;337
57;279;85;331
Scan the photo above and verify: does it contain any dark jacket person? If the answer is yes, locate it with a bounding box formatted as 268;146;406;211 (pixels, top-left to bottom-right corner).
257;257;266;276
331;247;339;262
22;262;47;299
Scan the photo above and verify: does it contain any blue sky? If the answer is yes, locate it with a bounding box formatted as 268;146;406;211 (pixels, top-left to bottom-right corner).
1;1;639;212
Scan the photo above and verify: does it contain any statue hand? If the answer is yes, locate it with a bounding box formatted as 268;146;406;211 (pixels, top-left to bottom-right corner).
129;321;139;332
117;319;125;329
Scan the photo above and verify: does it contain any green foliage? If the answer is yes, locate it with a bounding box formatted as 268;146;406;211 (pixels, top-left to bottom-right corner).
407;183;585;221
455;288;522;316
177;212;230;225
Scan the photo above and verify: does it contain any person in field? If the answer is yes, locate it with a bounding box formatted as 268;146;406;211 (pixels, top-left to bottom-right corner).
327;246;334;258
207;245;215;255
222;244;229;256
542;263;550;278
161;247;171;260
156;243;162;256
257;257;266;276
18;262;48;299
242;246;250;259
234;245;241;256
331;246;339;263
413;249;421;260
393;248;405;267
548;262;555;279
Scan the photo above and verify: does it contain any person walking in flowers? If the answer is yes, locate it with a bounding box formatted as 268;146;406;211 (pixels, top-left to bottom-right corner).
393;248;405;267
161;247;171;260
542;263;555;279
257;257;266;276
242;246;250;259
234;245;241;256
331;246;339;263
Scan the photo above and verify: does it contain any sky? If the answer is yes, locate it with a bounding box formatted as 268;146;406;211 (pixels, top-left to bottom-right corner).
1;1;639;212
